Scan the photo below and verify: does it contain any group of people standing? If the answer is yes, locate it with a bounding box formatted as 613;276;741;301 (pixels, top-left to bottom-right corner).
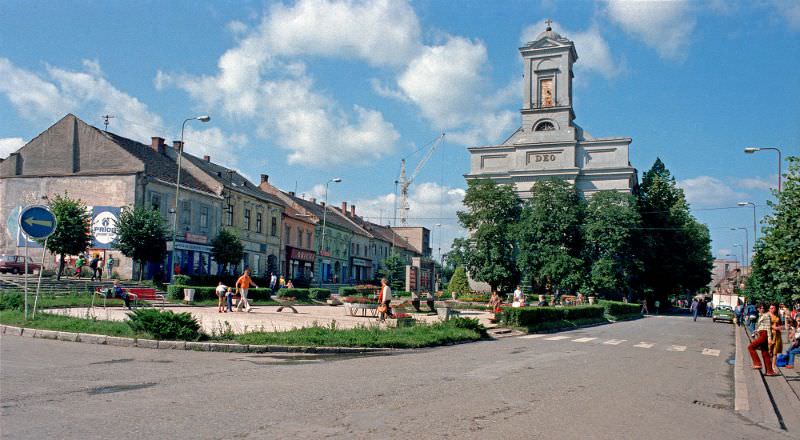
74;253;114;281
215;268;259;313
747;302;800;374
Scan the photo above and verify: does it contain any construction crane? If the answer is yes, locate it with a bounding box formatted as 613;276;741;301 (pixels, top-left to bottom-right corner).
397;133;445;225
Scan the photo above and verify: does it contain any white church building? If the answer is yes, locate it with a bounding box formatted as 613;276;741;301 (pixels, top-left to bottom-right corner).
465;23;637;197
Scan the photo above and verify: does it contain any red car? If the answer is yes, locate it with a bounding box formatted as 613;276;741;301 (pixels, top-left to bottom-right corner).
0;255;41;274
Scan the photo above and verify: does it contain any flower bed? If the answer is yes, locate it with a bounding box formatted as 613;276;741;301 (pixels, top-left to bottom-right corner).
341;296;376;304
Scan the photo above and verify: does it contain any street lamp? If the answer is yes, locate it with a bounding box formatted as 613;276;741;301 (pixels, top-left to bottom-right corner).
744;146;783;192
730;227;748;267
736;201;757;242
170;115;210;282
319;177;341;285
433;223;441;292
733;244;745;267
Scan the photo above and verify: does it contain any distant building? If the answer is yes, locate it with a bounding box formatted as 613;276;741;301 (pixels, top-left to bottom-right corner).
465;23;637;197
392;226;432;258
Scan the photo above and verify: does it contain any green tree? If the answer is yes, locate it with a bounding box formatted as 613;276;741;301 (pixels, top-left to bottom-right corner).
745;156;800;304
378;251;406;291
41;193;91;280
446;266;471;297
583;191;642;299
456;179;521;292
211;229;244;274
114;206;168;281
637;158;713;304
516;179;586;295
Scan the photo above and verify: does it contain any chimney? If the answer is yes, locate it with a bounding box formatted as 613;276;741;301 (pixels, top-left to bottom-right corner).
150;137;165;154
203;155;210;162
341;201;347;214
321;201;326;207
260;174;269;184
289;191;296;197
172;140;183;151
311;197;317;204
350;204;356;217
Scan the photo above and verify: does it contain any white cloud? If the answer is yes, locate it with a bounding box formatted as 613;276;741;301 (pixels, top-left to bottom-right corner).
0;58;75;122
768;0;800;30
0;137;26;159
182;126;249;168
677;176;749;207
521;22;624;79
736;176;774;191
605;0;695;59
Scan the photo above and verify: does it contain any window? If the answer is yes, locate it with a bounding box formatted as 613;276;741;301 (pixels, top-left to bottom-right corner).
356;243;360;256
200;206;209;228
225;208;233;226
352;243;355;255
271;217;277;237
297;229;302;247
180;200;191;225
244;209;251;230
540;78;554;107
256;213;263;233
285;225;291;244
306;232;311;249
150;193;161;212
535;121;555;131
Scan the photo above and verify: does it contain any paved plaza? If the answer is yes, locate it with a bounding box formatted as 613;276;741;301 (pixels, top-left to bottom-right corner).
46;304;494;334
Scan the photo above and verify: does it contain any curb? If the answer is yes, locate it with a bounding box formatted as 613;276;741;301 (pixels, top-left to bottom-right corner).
0;324;395;355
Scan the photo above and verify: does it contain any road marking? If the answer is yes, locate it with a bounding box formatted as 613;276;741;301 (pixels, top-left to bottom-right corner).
668;345;687;352
572;337;597;343
603;339;626;345
520;334;546;339
544;335;571;341
634;342;655;348
702;348;720;357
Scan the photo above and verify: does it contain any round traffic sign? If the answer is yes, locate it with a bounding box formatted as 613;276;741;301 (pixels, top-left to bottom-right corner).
19;205;57;239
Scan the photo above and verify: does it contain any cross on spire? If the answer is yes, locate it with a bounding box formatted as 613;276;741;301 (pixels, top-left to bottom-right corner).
545;19;553;30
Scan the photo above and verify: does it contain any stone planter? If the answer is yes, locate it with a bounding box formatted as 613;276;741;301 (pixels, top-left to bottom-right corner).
326;298;342;306
437;307;459;321
588;296;596;305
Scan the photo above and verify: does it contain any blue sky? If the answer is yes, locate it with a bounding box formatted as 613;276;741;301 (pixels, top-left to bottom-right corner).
1;0;798;264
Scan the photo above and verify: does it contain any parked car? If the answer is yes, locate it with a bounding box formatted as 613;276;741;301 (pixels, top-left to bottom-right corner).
712;304;735;323
0;255;41;274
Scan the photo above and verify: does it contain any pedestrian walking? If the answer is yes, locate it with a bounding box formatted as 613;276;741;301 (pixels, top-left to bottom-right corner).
690;298;699;321
654;300;661;315
377;277;393;322
747;304;778;376
641;300;649;315
769;304;783;373
89;254;100;281
215;281;228;313
75;254;85;278
235;268;258;312
269;273;278;296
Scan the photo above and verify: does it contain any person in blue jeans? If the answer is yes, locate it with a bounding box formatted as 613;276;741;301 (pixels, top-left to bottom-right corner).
112;280;132;310
690;298;699;322
786;319;799;368
745;304;758;335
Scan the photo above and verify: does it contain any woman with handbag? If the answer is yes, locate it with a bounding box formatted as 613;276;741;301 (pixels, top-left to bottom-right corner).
378;278;393;321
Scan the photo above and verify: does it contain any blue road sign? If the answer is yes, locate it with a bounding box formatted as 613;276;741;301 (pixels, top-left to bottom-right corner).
19;205;57;239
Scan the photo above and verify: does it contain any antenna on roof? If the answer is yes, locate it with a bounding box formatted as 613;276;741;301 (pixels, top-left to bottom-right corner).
102;115;115;131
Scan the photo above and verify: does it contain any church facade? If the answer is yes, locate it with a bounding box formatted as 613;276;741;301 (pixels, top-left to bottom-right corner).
465;24;637;198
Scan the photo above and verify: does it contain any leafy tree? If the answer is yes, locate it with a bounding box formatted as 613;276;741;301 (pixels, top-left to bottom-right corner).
378;251;406;291
114;206;168;281
456;179;521;292
516;179;586;295
745;156;800;304
583;191;642;299
40;193;91;280
211;229;244;274
637;158;713;305
446;266;471;297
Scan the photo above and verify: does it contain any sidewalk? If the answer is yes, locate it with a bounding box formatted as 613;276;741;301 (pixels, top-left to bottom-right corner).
735;324;800;434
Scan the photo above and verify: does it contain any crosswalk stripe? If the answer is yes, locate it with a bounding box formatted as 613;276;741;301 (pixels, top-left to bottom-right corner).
668;345;687;352
520;334;546;339
572;337;597;343
603;339;626;345
702;348;720;357
634;342;655;348
544;335;571;341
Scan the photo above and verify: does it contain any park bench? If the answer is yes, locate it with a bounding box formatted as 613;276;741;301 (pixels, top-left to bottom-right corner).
93;286;165;308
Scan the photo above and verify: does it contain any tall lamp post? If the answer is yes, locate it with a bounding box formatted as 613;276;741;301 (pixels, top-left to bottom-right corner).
744;147;783;192
730;227;749;267
737;201;757;242
169;115;211;282
319;177;341;285
733;244;745;267
433;223;441;292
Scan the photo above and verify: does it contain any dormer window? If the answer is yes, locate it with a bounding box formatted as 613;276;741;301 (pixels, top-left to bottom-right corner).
535;121;555;131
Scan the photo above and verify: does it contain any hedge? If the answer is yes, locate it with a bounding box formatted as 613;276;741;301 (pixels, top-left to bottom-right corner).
276;288;310;301
308;288;331;301
167;285;273;301
601;301;641;318
499;305;605;327
339;287;358;295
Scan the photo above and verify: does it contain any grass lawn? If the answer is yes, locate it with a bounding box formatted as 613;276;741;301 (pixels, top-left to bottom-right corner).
1;290;125;308
234;321;483;348
0;309;138;337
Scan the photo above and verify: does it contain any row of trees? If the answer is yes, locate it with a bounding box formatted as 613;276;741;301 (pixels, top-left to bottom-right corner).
40;195;246;281
449;159;713;304
745;156;799;304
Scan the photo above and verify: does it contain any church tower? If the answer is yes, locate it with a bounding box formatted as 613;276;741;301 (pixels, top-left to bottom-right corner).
465;20;637;199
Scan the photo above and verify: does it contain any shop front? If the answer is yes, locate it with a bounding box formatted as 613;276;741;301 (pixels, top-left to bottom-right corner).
285;246;315;280
168;238;213;280
350;257;372;283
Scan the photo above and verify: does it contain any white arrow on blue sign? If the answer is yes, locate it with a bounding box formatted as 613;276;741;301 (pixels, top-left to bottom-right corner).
19;205;57;239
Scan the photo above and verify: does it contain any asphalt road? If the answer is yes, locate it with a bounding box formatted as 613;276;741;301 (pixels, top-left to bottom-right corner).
0;316;791;439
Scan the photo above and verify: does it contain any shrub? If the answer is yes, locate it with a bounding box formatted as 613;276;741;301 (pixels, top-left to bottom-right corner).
277;288;309;301
499;305;605;327
601;300;641;318
447;266;471;297
446;317;489;338
173;275;191;286
0;291;23;310
339;287;358;295
308;288;331;301
126;309;202;341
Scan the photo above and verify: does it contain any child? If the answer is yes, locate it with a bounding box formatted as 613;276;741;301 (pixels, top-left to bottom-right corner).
225;287;234;312
215;281;228;313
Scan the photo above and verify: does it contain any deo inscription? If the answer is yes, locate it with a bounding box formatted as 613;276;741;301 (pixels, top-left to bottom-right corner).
534;154;557;162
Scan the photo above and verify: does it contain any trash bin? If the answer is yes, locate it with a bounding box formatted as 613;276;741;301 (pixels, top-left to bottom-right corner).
437;306;451;321
183;288;196;302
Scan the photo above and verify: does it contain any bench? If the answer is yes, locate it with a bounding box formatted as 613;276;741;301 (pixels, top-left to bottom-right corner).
93;286;164;308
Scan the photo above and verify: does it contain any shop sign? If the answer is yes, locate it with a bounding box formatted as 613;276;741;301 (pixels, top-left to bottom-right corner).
91;206;121;249
184;232;208;244
351;257;371;267
289;247;316;262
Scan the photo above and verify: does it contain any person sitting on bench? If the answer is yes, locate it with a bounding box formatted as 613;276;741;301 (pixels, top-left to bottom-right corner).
112;280;132;310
